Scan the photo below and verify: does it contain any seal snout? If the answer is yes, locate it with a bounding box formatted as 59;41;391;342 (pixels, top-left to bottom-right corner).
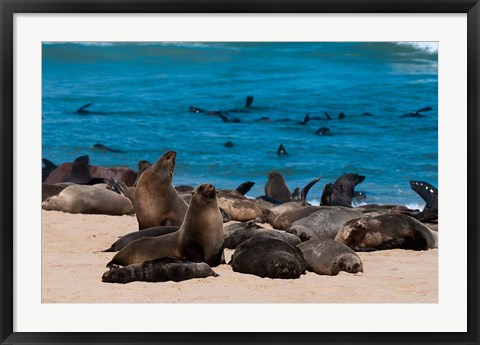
199;183;216;198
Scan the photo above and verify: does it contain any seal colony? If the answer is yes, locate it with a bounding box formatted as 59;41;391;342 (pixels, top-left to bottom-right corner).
41;150;439;285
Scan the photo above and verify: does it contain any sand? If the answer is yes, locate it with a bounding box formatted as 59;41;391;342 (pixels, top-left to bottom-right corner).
41;210;438;303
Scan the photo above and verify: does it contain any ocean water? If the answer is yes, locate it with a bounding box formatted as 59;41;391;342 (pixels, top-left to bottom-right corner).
42;42;438;207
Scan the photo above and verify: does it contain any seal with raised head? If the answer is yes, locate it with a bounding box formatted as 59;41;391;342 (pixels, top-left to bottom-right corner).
229;236;306;279
134;151;188;229
297;239;363;276
265;171;291;203
335;214;438;251
102;257;218;284
410;180;438;210
42;184;134;215
320;173;365;207
107;183;225;268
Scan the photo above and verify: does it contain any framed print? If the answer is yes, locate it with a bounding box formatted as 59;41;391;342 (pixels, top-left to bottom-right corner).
1;1;479;344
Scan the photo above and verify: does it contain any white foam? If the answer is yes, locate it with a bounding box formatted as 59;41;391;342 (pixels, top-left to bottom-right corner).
396;41;438;53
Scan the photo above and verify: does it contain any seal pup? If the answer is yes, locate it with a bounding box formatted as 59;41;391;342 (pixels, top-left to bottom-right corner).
265;171;291;203
102;257;218;284
42;184;134;215
224;222;301;249
297;239;363;276
134;151;188;229
277;144;288;156
229;237;306;279
102;225;180;253
287;207;364;242
320;173;365;207
107;183;225;268
335;214;438;251
410;180;438;210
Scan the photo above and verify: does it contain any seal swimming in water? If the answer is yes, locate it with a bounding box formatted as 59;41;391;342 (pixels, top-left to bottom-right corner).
335;214;438;251
93;143;126;153
102;257;218;284
42;184;134;215
134;151;188;229
107;183;225;268
410;180;438;210
400;106;432;118
277;144;288;156
229;237;306;279
297;239;363;276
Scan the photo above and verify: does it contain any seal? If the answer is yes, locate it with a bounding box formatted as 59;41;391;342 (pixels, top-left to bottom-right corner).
224;221;301;249
93;143;126;153
287;207;364;242
297;239;363;275
42;158;57;182
102;257;218;284
320;173;365;207
410;180;438;210
335;214;438;251
107;183;225;268
277;144;288;156
134;151;188;229
42;184;134;215
42;183;66;201
102;226;179;252
229;236;307;279
265;171;291;203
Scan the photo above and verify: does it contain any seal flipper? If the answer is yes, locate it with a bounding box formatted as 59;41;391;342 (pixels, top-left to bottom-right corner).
323;111;332;120
236;181;255;195
299;176;322;204
76;102;93;114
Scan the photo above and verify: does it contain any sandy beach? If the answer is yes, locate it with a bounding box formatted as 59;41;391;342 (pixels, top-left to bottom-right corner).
41;210;438;303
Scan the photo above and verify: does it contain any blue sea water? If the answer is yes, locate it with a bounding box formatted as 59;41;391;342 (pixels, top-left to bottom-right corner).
42;42;438;207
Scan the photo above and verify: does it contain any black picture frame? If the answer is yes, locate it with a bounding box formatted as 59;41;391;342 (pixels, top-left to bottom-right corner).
1;1;479;344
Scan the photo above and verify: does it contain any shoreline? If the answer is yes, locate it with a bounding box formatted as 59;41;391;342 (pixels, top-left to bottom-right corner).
42;210;438;303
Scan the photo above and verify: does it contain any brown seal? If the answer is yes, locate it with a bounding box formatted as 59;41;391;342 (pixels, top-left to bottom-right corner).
42;184;134;215
265;171;291;203
134;151;188;229
106;183;225;268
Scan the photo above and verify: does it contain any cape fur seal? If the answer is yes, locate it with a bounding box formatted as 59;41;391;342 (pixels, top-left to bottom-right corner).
410;180;438;210
102;226;179;252
223;221;301;249
107;183;225;268
42;184;134;215
229;237;307;279
287;207;364;242
265;172;291;203
134;151;188;229
102;257;218;284
335;214;438;251
321;173;365;207
297;239;363;275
